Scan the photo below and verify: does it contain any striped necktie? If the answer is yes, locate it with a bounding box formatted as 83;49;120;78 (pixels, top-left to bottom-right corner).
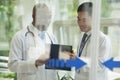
78;33;88;57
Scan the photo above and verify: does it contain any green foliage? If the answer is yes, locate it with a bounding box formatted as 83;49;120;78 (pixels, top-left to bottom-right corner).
0;72;15;78
0;0;18;42
60;75;74;80
68;0;79;18
115;78;120;80
57;72;74;80
101;0;111;18
57;72;61;80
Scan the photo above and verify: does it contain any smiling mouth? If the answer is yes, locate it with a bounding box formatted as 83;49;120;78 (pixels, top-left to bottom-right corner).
80;26;85;29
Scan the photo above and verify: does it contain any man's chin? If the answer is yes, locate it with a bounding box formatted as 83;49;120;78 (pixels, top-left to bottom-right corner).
81;29;86;32
36;25;48;31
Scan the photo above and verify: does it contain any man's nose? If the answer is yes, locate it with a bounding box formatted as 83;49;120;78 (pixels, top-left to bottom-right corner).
79;21;85;25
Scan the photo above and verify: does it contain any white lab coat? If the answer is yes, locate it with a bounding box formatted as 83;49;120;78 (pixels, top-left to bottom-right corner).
75;31;112;80
8;24;57;80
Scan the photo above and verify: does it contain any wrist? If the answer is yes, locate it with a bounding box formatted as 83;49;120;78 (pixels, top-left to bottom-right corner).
35;59;46;67
35;59;39;68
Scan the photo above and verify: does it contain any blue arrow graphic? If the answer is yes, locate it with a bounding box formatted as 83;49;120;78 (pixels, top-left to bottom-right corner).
45;57;86;71
66;57;86;70
102;57;120;71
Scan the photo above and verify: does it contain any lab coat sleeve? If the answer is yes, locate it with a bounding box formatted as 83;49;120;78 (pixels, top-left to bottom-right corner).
8;33;38;73
97;36;112;71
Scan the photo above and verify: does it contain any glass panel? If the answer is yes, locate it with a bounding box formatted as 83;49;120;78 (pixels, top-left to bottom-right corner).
1;0;120;80
101;0;120;80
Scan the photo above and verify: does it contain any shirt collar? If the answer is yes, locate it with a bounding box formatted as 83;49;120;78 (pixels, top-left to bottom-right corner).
28;24;40;36
29;24;47;37
85;30;91;36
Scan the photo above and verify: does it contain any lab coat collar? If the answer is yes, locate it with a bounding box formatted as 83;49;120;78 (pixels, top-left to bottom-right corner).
29;24;42;37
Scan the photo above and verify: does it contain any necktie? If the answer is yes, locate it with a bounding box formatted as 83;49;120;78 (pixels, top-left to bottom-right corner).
40;31;46;43
78;33;88;57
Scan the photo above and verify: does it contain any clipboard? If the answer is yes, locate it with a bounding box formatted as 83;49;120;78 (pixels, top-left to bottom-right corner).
45;44;72;71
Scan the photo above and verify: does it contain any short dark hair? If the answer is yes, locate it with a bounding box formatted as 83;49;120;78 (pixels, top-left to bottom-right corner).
77;2;93;16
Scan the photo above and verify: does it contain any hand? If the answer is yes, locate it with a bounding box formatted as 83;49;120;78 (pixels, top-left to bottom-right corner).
70;51;76;59
70;53;75;59
35;53;50;67
35;59;46;67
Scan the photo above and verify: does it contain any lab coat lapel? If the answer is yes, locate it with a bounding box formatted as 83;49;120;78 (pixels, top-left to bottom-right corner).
81;39;91;57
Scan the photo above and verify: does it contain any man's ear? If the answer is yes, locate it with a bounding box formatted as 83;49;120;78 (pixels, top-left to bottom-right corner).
32;13;34;20
32;14;33;18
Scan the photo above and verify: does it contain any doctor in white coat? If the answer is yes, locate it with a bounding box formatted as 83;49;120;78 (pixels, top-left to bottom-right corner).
75;2;112;80
8;3;57;80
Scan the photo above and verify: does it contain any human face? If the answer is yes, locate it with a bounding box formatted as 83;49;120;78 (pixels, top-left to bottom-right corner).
32;4;51;31
77;11;92;32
